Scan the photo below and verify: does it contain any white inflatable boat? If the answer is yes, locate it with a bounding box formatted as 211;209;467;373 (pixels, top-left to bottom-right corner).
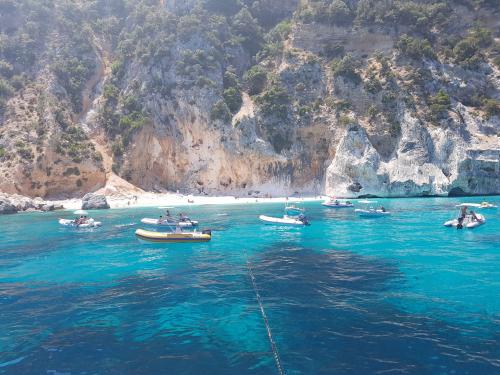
140;218;198;228
322;199;354;208
355;208;390;217
59;218;102;228
455;202;497;209
444;214;486;229
259;215;310;226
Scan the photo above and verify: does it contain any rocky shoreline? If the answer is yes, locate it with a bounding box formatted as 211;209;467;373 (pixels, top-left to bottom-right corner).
1;188;499;216
0;192;112;215
0;193;64;214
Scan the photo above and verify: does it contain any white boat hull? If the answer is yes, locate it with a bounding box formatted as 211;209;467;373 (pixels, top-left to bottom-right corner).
59;219;102;228
444;214;485;228
322;202;354;208
141;218;198;227
259;215;308;226
455;203;497;209
355;209;390;217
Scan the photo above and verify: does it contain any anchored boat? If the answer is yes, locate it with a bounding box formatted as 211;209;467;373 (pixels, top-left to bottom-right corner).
354;200;390;217
135;228;212;243
355;209;390;217
444;214;486;229
59;218;102;228
140;217;198;228
455;202;497;209
259;214;310;226
322;197;354;208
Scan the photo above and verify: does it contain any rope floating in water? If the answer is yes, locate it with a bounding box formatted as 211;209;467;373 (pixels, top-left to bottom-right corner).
245;253;285;375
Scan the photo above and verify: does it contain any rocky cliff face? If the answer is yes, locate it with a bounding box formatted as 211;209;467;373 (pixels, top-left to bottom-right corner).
0;0;498;198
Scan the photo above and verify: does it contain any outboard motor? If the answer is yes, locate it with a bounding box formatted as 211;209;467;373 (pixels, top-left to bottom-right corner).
299;215;310;226
202;229;212;236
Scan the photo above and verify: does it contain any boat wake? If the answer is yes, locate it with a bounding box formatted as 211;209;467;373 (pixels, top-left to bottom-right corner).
114;223;136;228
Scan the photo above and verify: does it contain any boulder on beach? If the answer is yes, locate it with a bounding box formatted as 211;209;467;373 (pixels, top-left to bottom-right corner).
41;203;55;212
0;197;18;214
81;193;110;210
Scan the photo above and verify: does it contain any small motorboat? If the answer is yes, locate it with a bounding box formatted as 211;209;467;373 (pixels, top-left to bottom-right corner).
259;214;310;226
135;228;211;243
59;218;102;228
444;213;486;229
479;202;497;209
355;208;390;217
322;198;354;208
141;217;198;228
456;202;497;209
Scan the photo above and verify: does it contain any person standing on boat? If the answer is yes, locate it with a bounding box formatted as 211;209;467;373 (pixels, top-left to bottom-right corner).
165;210;172;220
469;210;479;222
457;205;467;229
460;206;467;219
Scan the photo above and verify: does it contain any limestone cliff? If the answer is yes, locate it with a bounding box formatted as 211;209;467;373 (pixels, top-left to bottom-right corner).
0;0;498;198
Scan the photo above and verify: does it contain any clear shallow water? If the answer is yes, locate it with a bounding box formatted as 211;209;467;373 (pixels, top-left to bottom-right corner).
0;197;499;374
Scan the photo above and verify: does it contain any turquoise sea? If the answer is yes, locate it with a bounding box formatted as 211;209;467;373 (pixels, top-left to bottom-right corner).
0;197;499;374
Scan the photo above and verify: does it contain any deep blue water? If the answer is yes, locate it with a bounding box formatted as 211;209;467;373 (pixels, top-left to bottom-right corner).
0;197;499;374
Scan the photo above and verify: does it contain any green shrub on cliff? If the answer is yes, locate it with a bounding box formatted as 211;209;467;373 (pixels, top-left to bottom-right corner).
223;69;240;90
243;65;267;95
298;0;354;26
396;35;435;60
231;8;263;56
453;27;493;69
0;60;13;78
364;71;382;94
118;112;148;142
0;78;14;98
211;100;232;122
223;87;242;113
483;99;500;118
15;140;34;161
331;54;361;85
255;84;290;119
356;0;449;32
428;90;451;121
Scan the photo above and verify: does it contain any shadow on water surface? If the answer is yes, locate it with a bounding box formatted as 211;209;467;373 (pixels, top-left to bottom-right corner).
249;244;500;374
0;259;275;375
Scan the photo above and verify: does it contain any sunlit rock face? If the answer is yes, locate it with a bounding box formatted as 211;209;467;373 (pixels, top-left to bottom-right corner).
0;0;498;198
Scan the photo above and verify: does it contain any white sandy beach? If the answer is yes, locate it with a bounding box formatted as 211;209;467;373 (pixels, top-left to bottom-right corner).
53;193;328;210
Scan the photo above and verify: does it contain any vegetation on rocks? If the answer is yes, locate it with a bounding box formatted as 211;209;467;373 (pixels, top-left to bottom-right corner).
428;90;451;122
0;0;498;197
331;54;361;85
